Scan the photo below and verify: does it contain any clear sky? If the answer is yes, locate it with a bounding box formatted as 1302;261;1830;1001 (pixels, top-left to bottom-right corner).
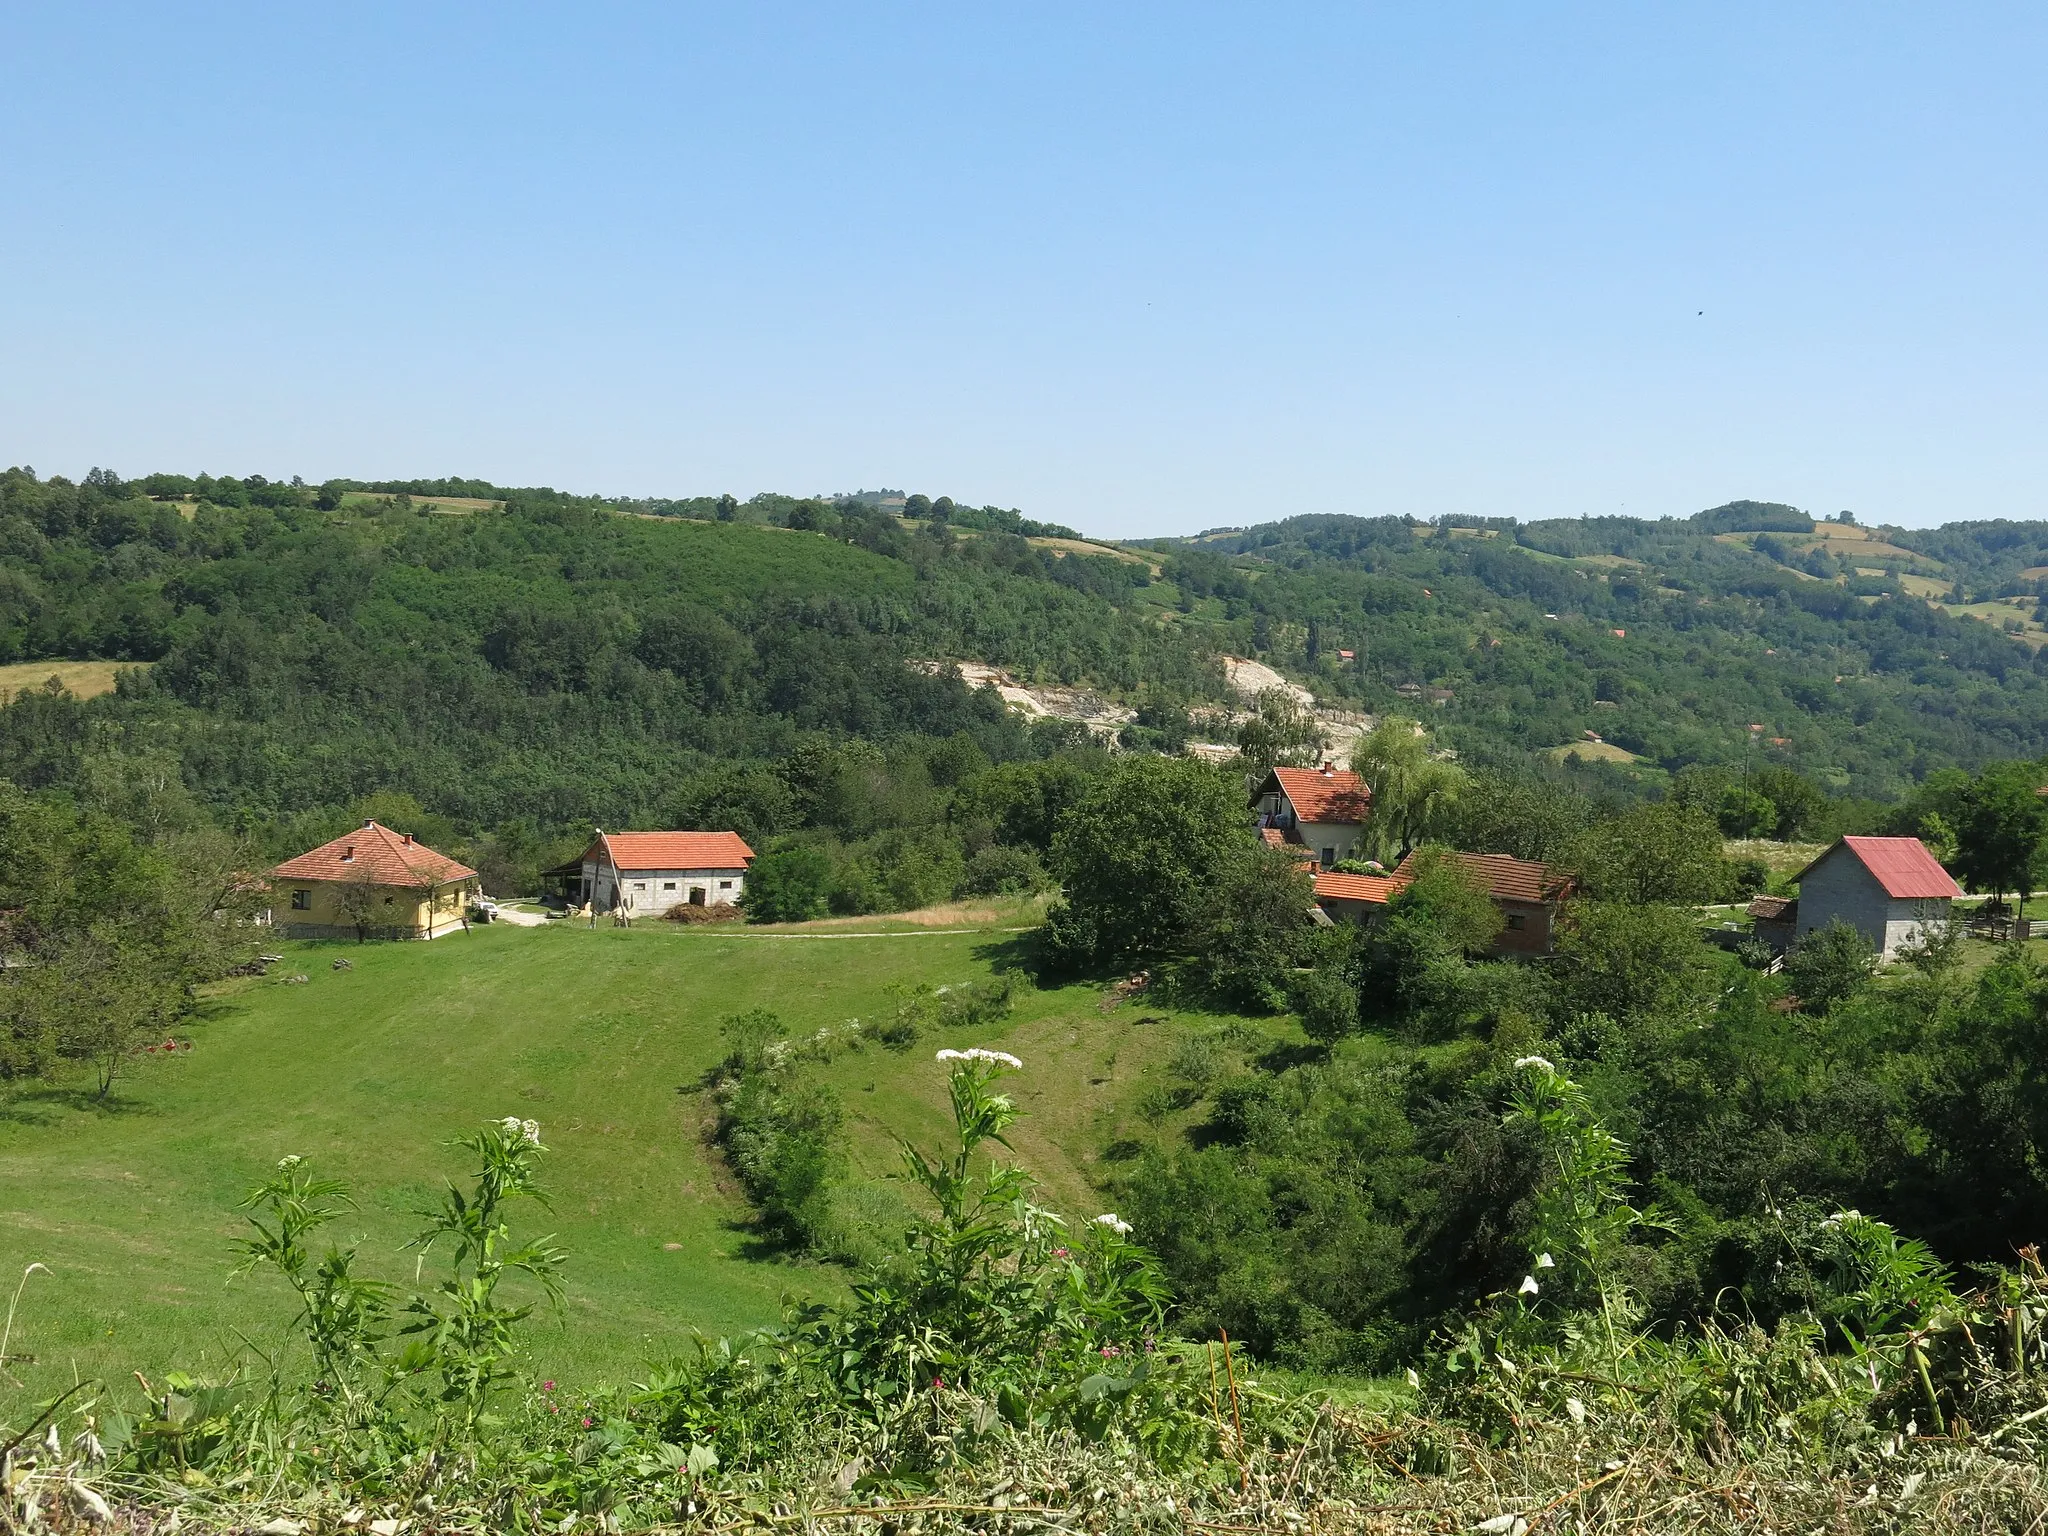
4;4;2045;537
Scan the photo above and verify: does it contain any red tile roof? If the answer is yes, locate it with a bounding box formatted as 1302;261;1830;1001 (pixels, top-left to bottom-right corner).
1261;766;1371;824
1390;850;1574;903
1748;895;1798;921
1259;827;1319;863
1801;836;1962;900
271;822;479;888
1313;872;1399;904
592;830;756;871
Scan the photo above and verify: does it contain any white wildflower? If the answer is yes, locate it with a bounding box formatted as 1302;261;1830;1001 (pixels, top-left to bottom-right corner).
935;1047;1022;1068
1094;1213;1134;1236
1518;1275;1540;1297
1512;1056;1554;1073
500;1117;542;1145
1536;1252;1555;1269
1404;1367;1421;1389
276;1154;304;1171
45;1421;61;1456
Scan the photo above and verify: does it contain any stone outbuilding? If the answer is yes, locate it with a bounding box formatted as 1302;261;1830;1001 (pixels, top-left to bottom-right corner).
1790;835;1961;960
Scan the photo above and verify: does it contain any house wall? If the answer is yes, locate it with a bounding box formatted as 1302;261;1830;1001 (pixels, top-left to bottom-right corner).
1492;898;1555;956
1295;819;1363;867
1796;850;1949;959
583;859;746;912
273;878;478;940
1315;895;1382;926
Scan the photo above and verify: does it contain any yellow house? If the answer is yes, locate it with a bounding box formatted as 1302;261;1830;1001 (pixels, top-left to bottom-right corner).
269;820;481;940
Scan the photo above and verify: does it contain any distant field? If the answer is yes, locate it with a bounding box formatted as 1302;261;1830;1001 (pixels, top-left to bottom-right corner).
0;913;1235;1416
339;491;500;514
1942;598;2048;650
1546;739;1640;764
0;658;147;701
1723;838;1829;875
1026;535;1159;571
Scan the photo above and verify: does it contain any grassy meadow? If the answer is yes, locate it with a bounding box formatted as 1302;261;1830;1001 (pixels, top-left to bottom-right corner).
0;914;1242;1416
0;658;148;702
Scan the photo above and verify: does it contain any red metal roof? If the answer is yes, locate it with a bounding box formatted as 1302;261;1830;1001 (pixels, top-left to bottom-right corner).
1261;766;1371;824
593;830;756;871
1390;850;1574;903
271;821;479;888
1802;836;1962;900
1313;872;1399;903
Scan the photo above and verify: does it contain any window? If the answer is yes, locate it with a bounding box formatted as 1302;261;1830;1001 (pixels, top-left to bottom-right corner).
1505;914;1527;931
291;889;311;911
1320;847;1336;867
633;881;647;891
663;881;677;891
719;880;733;890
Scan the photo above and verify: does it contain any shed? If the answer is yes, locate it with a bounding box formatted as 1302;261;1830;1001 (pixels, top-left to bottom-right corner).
1791;836;1961;960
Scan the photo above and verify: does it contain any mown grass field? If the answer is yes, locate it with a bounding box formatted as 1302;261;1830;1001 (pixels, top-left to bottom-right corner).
0;916;1241;1416
0;658;148;702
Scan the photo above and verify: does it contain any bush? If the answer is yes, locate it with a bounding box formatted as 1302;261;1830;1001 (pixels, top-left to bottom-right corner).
742;844;833;922
959;843;1046;896
1292;966;1360;1042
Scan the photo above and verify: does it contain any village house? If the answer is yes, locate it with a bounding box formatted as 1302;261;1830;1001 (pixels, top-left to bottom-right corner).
552;829;756;915
1782;835;1961;960
268;821;481;940
1311;849;1577;957
1250;764;1371;868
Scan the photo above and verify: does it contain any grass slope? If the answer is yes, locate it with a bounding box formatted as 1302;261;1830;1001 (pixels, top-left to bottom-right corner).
0;918;1227;1415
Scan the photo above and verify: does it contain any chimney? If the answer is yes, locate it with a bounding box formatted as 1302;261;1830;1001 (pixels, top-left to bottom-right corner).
402;834;413;846
342;845;355;862
1321;762;1334;776
363;819;376;828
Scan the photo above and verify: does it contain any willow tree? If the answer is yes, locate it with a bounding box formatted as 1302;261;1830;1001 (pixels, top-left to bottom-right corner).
1352;716;1465;863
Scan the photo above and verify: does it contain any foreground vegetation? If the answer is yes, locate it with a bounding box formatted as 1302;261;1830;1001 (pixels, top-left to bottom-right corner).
13;1049;2048;1534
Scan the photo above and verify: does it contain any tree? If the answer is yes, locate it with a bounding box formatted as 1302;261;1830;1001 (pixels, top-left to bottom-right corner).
333;870;383;942
742;845;833;923
1549;901;1716;1025
1751;767;1828;841
715;493;738;522
1234;690;1325;775
1432;772;1595;864
1043;756;1248;971
1352;718;1465;863
1572;802;1726;905
1716;782;1776;838
1356;846;1502;1031
1784;919;1876;1014
1952;761;2048;911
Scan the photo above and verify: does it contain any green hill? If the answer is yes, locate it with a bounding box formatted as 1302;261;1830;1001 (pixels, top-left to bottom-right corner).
0;918;1233;1417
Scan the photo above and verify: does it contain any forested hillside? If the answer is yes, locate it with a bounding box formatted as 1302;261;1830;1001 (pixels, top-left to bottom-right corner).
2;465;2047;860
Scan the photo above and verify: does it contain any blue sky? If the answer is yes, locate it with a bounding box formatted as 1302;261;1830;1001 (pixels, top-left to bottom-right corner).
4;4;2044;537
